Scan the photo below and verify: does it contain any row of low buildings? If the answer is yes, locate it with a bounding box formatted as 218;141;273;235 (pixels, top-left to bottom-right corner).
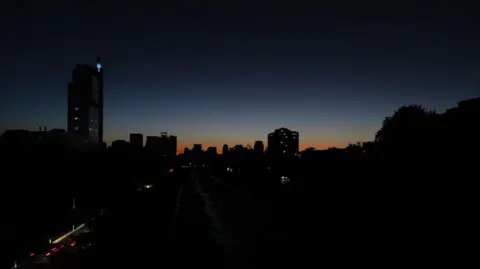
0;127;103;152
110;132;177;157
182;127;300;157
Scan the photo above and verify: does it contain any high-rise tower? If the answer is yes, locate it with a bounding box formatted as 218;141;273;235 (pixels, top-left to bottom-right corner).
267;127;299;157
67;57;104;143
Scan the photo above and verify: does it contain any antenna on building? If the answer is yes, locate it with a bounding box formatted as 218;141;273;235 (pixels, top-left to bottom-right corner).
96;57;102;72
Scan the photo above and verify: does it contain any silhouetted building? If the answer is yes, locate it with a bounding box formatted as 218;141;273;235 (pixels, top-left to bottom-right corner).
145;136;161;152
171;136;177;156
129;133;143;148
207;147;217;155
189;144;203;163
111;140;129;151
0;127;94;152
67;57;104;143
145;133;177;157
222;144;229;155
234;145;245;154
267;127;299;157
192;144;202;153
254;141;264;154
159;132;177;157
0;129;31;146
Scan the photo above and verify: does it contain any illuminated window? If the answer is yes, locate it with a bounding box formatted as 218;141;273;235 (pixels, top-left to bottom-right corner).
88;106;99;142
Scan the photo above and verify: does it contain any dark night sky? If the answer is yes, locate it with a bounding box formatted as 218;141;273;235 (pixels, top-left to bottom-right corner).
0;1;478;151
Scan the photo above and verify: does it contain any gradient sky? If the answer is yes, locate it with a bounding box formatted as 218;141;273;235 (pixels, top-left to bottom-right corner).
0;2;478;151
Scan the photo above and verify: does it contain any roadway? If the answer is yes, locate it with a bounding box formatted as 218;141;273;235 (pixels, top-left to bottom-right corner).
55;167;438;267
7;171;180;269
174;170;225;269
9;222;95;269
206;167;420;267
193;171;281;268
69;169;224;268
81;172;182;268
9;167;304;269
198;169;323;268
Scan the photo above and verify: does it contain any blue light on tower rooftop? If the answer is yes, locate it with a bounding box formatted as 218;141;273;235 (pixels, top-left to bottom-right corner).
96;63;102;72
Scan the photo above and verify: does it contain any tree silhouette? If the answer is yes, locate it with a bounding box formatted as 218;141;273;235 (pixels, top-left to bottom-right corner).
375;105;438;160
346;142;362;152
441;97;480;158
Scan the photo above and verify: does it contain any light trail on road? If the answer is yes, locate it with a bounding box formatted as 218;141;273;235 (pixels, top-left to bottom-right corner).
52;223;85;244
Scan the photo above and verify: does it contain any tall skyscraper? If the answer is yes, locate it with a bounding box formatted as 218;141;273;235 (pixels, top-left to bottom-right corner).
267;127;299;156
67;57;104;143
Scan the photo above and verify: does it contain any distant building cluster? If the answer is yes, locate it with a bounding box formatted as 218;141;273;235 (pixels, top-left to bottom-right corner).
0;127;98;151
109;132;177;157
145;132;177;157
0;57;304;157
180;127;300;161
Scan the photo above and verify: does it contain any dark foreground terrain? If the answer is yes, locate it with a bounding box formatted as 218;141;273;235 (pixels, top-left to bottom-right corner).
18;168;226;269
6;165;452;269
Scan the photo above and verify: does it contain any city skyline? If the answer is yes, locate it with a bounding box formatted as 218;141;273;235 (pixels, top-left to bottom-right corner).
2;4;476;269
1;3;478;152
